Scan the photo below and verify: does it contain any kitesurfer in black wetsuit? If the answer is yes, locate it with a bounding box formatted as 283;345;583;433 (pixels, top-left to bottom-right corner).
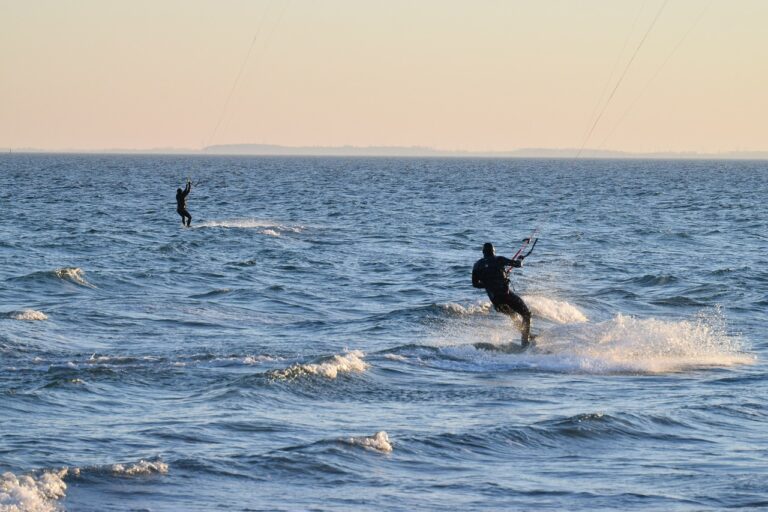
176;180;192;227
472;242;532;346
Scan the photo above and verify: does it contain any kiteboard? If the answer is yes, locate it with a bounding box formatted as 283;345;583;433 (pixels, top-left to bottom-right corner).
473;334;537;354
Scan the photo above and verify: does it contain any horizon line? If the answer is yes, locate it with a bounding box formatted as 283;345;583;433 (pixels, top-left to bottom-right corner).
4;144;768;160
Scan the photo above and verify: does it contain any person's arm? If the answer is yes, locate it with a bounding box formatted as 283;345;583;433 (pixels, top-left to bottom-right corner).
498;256;522;268
472;265;484;288
183;182;191;196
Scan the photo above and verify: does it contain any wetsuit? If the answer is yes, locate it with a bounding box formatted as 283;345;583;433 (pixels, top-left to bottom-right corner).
472;254;532;345
176;182;192;227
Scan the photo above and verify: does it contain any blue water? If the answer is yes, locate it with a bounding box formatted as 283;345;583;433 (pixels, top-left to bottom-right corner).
1;154;766;511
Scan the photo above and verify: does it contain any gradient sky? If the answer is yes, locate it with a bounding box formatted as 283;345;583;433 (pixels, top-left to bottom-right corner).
2;0;767;152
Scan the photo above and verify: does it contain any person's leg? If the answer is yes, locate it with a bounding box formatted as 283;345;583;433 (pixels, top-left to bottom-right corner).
506;292;531;345
183;209;192;227
496;293;531;345
177;209;186;226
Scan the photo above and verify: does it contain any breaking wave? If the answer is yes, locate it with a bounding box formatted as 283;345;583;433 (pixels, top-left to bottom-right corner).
9;267;96;288
270;351;369;380
0;468;68;512
53;267;95;288
108;460;169;477
4;309;48;321
345;431;393;453
0;460;168;511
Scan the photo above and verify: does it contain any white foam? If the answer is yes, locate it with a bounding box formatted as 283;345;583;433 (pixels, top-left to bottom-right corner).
0;469;69;512
424;305;753;375
534;309;754;374
523;295;588;324
440;302;492;316
54;267;95;288
347;431;393;453
110;460;168;477
274;350;369;379
194;218;303;235
7;310;48;321
242;355;276;365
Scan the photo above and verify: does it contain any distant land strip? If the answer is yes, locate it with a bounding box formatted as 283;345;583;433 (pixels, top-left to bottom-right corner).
6;144;768;159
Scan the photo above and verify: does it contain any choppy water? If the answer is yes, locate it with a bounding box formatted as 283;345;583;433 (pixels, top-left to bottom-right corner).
1;154;766;511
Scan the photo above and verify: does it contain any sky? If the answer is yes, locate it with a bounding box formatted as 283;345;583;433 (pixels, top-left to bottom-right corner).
2;0;767;153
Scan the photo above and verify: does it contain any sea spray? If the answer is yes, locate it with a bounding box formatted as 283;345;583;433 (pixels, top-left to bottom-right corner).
524;295;588;324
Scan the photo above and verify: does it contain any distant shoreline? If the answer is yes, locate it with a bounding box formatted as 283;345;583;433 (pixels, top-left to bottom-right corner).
5;144;768;160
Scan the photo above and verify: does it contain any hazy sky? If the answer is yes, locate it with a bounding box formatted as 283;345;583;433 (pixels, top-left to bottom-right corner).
3;0;767;152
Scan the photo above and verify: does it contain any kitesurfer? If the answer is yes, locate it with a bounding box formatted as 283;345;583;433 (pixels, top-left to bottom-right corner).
176;179;192;227
472;242;532;346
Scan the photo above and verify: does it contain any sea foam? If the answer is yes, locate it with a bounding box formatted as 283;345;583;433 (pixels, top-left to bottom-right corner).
346;431;393;453
0;461;169;511
109;460;169;477
534;308;754;374
272;350;369;380
6;309;48;321
193;218;303;236
54;267;95;288
420;302;752;375
0;468;69;512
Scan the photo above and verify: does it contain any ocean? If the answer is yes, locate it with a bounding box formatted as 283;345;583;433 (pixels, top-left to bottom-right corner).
0;154;765;511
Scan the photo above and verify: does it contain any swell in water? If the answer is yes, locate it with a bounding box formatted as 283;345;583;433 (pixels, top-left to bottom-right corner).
1;155;764;511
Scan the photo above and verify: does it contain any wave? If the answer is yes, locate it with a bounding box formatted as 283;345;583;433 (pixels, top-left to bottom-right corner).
189;288;235;299
0;468;69;512
4;309;48;321
106;460;169;477
623;274;679;287
0;459;169;511
8;267;96;289
406;411;700;457
270;350;369;380
192;218;304;236
345;431;393;453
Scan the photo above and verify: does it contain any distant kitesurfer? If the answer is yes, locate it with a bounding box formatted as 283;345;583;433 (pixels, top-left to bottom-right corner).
176;179;192;227
472;242;532;347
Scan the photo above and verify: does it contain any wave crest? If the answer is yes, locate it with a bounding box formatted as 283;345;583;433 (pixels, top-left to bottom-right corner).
53;267;95;288
6;309;48;321
346;431;393;453
0;468;69;512
271;351;369;380
109;460;169;477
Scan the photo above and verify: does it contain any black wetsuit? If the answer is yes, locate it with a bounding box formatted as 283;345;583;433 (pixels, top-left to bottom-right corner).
176;183;192;227
472;254;531;344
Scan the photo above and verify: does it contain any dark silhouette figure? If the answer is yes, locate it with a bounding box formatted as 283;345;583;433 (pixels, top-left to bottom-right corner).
176;180;192;227
472;242;532;346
